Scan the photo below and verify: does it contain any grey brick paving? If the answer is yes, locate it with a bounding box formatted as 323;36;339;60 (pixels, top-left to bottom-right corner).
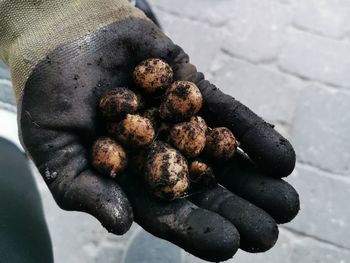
221;0;293;63
185;228;350;263
1;1;350;262
292;0;350;39
149;0;235;27
291;84;350;174
124;231;182;263
155;9;222;76
286;164;350;249
93;241;125;263
279;28;350;89
210;55;303;127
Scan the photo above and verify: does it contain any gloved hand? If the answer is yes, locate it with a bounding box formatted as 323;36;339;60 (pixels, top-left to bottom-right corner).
0;1;299;262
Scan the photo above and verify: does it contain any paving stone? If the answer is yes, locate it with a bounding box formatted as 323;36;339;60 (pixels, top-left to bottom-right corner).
292;0;350;39
290;84;350;174
279;28;350;89
211;55;303;128
104;224;141;249
286;164;350;249
154;10;222;76
221;0;292;62
124;230;182;263
39;194;109;262
275;0;291;4
150;0;293;63
93;241;124;263
185;228;350;263
148;0;235;26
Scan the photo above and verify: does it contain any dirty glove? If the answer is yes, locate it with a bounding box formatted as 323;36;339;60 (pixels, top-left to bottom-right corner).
0;0;299;262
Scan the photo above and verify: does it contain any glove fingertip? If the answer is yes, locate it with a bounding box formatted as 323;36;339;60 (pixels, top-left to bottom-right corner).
98;200;134;235
242;125;296;177
184;209;240;262
85;177;134;235
273;183;300;224
51;170;134;235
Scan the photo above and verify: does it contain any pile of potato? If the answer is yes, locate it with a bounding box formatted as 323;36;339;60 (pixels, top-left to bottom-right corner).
92;58;238;200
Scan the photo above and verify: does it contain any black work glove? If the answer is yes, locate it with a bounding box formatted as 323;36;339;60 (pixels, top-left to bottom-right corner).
18;18;299;262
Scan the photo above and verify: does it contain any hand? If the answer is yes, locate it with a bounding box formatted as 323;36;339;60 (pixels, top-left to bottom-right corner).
19;17;299;262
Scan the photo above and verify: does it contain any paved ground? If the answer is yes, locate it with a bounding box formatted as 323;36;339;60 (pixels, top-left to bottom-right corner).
1;0;350;262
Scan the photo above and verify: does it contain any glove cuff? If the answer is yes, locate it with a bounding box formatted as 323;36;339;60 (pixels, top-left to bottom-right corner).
0;0;146;101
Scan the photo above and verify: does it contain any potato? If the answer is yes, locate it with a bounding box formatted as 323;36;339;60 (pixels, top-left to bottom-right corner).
160;81;203;122
205;127;238;160
116;114;155;148
99;88;139;120
133;58;173;93
169;122;206;158
190;116;208;133
145;141;189;200
189;159;216;187
91;137;127;178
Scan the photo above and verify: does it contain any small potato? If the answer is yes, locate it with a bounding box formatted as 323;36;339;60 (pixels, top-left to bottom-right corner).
169;122;206;158
190;116;208;133
133;58;173;93
145;141;189;200
160;81;203;122
99;88;139;120
189;160;216;187
116;114;155;148
205;127;238;161
91;137;127;178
